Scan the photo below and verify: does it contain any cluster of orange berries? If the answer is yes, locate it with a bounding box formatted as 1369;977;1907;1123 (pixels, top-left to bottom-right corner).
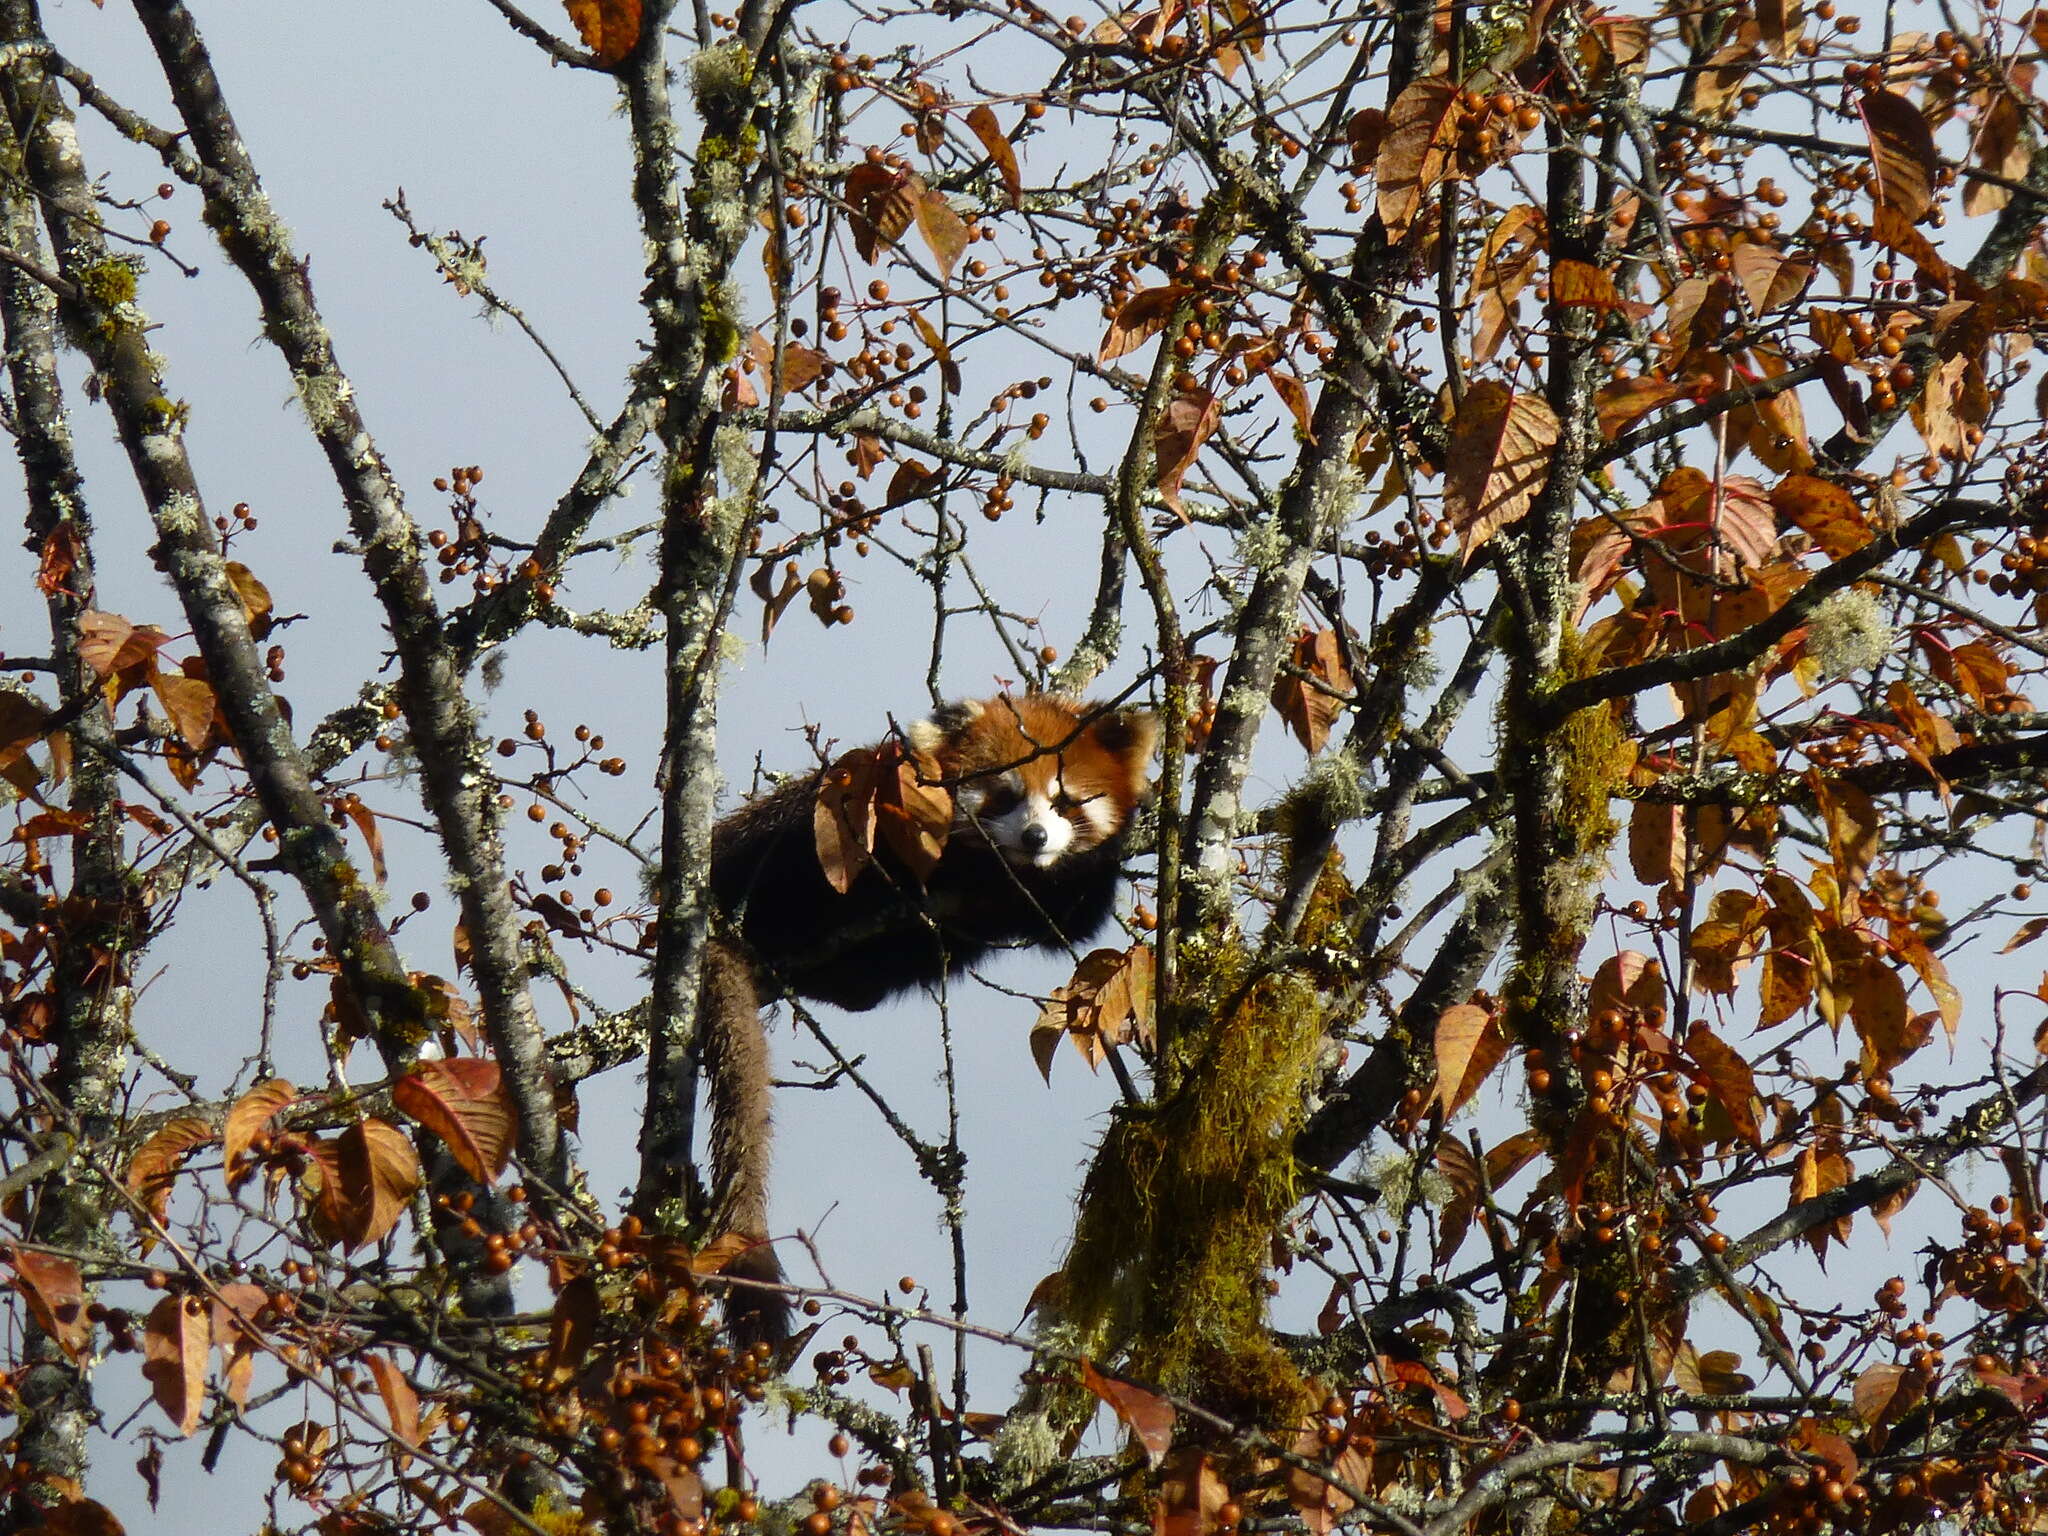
1986;528;2048;600
437;1183;540;1275
1450;88;1544;173
427;466;499;593
1936;1196;2048;1317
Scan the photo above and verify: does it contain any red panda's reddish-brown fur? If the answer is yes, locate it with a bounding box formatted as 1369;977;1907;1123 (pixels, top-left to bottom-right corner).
702;695;1156;1344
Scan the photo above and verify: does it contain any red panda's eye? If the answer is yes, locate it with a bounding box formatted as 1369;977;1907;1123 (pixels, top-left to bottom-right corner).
978;788;1020;818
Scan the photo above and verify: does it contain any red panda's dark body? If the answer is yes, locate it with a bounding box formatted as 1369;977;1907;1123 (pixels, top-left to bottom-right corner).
704;700;1155;1011
700;695;1155;1343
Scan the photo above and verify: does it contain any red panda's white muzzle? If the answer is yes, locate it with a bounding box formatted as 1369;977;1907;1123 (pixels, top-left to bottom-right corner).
980;789;1075;867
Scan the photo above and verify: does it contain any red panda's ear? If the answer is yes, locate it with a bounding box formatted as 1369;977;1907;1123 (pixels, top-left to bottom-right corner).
908;699;983;757
1092;707;1160;765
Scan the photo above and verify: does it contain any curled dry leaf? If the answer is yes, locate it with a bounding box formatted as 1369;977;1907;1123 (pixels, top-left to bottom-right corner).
35;521;79;596
140;1293;210;1436
335;794;388;887
1080;1359;1175;1467
1756;0;1804;58
1550;258;1639;316
1032;944;1155;1080
545;1273;601;1387
1432;1003;1507;1117
911;180;968;279
1375;77;1460;243
1860;88;1938;224
845;163;916;263
393;1057;518;1183
1098;284;1188;363
1684;1022;1761;1146
1270;627;1353;753
367;1353;423;1458
1770;473;1871;558
1597;376;1679;442
1154;385;1221;517
148;668;216;753
907;309;962;395
222;560;273;640
1444;381;1561;561
125;1115;218;1238
223;1078;299;1191
306;1117;423;1252
8;1246;91;1360
209;1281;267;1410
963;104;1021;207
814;746;884;893
873;741;953;883
745;330;828;395
751;559;802;645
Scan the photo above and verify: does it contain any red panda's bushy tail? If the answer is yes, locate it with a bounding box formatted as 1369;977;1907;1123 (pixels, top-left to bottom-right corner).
701;938;790;1346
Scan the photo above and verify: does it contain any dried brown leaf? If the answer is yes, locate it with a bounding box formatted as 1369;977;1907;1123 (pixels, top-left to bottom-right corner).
1444;381;1560;561
1154;385;1221;516
1098;284;1189;363
9;1246;91;1360
1861;88;1938;223
1432;1004;1506;1117
223;1078;299;1191
964;105;1021;207
140;1293;209;1436
125;1116;217;1235
911;181;968;279
1376;77;1460;242
393;1057;517;1183
1081;1359;1175;1467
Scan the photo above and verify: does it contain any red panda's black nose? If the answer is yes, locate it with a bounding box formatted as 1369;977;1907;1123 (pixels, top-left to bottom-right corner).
1020;822;1050;853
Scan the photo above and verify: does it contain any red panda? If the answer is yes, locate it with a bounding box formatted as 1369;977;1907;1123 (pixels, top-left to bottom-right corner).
702;694;1157;1343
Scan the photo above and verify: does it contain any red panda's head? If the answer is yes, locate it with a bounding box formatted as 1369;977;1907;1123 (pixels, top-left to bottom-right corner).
908;695;1158;868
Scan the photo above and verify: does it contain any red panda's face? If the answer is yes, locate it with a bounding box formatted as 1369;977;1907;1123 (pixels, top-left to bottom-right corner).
912;695;1158;869
957;766;1121;867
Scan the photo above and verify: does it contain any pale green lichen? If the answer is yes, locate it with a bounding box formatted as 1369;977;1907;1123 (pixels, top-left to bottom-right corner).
713;422;758;499
1321;462;1365;525
156;492;203;536
76;255;140;309
991;1404;1064;1479
1362;1149;1453;1209
1234;512;1287;571
1276;752;1366;848
693;155;748;243
687;39;755;109
1806;586;1892;679
292;371;353;434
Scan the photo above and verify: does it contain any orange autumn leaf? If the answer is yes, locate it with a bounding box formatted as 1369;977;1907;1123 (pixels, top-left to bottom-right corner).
1445;381;1560;561
1375;77;1460;242
964;104;1021;206
125;1116;217;1238
140;1293;210;1436
393;1057;519;1183
562;0;642;64
9;1246;91;1360
306;1118;423;1251
223;1078;299;1191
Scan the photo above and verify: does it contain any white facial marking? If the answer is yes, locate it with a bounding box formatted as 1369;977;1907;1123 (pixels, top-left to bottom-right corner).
976;781;1077;867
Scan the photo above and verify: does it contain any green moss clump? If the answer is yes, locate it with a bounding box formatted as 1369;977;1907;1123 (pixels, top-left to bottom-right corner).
1047;908;1335;1435
699;297;741;365
77;256;139;308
